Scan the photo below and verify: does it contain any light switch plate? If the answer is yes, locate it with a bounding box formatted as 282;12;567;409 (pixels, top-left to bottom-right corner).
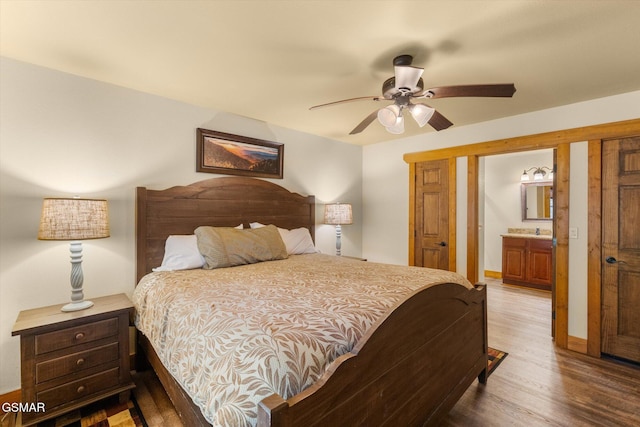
569;227;578;239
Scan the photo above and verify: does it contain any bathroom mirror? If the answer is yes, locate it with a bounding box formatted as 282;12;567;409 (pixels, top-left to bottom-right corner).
521;181;553;221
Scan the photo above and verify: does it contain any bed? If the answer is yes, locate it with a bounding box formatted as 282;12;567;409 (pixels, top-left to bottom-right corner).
134;176;488;427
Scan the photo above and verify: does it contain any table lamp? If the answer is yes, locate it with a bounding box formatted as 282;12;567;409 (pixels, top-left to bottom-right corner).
324;203;353;256
38;198;110;312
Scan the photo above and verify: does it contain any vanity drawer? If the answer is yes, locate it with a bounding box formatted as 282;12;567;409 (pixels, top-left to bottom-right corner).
37;367;120;410
35;318;118;355
36;342;119;384
502;236;527;248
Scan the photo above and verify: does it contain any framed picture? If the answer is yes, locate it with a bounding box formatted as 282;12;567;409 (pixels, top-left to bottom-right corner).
196;128;284;179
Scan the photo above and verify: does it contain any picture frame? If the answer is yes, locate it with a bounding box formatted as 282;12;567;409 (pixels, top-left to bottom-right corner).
196;128;284;179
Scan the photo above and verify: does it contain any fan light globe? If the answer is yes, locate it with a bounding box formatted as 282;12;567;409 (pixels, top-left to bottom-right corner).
409;104;435;127
386;116;405;134
377;105;401;127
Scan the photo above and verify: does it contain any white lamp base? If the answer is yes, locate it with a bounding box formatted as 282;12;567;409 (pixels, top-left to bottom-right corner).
335;224;342;256
61;241;93;312
61;300;94;312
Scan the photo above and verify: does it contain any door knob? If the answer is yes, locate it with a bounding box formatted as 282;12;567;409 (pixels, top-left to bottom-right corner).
605;256;626;264
438;241;447;247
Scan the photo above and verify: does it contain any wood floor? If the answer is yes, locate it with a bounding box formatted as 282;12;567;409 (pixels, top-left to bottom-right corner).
131;279;640;426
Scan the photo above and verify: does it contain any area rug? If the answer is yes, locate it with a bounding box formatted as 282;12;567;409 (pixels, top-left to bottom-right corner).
487;346;508;377
37;395;147;427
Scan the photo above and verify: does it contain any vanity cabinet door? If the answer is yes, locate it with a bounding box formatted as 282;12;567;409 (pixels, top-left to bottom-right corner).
502;237;527;282
527;239;553;286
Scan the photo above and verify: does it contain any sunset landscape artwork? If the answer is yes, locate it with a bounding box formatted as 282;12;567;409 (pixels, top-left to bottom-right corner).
196;129;283;178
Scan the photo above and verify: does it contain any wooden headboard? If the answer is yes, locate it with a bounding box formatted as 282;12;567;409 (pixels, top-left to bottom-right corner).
135;177;315;283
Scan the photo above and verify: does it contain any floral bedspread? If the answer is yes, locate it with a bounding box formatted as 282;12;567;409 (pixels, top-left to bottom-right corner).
132;253;472;426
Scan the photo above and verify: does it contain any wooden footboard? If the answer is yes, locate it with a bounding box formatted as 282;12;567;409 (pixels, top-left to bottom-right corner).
137;282;487;427
258;282;488;427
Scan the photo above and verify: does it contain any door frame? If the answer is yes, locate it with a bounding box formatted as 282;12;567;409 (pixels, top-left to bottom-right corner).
404;118;640;351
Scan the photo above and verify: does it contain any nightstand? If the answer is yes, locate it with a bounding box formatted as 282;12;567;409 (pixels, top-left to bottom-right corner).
11;293;135;426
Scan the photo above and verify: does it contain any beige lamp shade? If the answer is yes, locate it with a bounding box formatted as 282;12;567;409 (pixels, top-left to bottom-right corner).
324;203;353;225
38;198;110;240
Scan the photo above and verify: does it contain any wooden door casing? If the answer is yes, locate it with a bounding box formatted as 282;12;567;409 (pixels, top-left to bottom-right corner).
602;136;640;363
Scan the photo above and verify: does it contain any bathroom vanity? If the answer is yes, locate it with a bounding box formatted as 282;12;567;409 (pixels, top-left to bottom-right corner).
502;232;553;290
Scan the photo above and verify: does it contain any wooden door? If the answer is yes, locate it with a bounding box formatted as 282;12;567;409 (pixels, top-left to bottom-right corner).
602;136;640;363
415;159;450;269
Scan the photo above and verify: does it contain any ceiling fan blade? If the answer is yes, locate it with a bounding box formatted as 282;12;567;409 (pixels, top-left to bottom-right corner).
394;65;424;91
428;110;454;131
422;83;516;99
309;96;388;110
349;110;380;135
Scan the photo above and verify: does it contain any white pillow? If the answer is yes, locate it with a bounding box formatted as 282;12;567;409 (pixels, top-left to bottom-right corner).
153;235;205;271
153;225;243;271
250;222;317;255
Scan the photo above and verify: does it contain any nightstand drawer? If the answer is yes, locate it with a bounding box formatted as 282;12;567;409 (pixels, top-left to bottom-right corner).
36;342;119;384
37;367;120;409
35;318;118;355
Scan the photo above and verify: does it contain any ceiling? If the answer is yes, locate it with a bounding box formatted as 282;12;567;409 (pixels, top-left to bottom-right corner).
2;1;639;145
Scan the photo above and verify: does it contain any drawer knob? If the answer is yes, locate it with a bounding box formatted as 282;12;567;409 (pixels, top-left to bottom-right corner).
75;332;85;341
76;358;85;366
77;385;86;394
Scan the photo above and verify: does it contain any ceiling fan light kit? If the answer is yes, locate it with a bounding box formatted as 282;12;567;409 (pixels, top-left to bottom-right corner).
310;54;516;135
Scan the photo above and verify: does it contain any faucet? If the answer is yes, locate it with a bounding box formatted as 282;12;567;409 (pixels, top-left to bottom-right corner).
536;227;540;235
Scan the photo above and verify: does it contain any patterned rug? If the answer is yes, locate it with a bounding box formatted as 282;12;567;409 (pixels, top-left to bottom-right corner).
37;395;147;427
487;347;508;377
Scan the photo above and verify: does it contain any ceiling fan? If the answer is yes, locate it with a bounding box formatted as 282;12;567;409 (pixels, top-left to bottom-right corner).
310;55;516;135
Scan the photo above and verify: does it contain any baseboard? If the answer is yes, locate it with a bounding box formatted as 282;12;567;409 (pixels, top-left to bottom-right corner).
484;270;502;279
567;335;588;354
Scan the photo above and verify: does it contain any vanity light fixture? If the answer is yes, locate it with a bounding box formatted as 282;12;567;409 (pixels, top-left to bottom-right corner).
521;166;553;182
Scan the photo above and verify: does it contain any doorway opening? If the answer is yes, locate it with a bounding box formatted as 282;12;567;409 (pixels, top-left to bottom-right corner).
478;149;555;336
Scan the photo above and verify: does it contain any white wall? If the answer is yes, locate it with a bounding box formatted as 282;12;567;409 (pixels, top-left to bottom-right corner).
363;90;640;341
568;142;589;339
0;57;363;393
483;150;554;273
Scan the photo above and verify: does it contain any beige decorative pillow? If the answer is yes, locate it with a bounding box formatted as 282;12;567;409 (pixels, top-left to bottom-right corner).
195;224;288;269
